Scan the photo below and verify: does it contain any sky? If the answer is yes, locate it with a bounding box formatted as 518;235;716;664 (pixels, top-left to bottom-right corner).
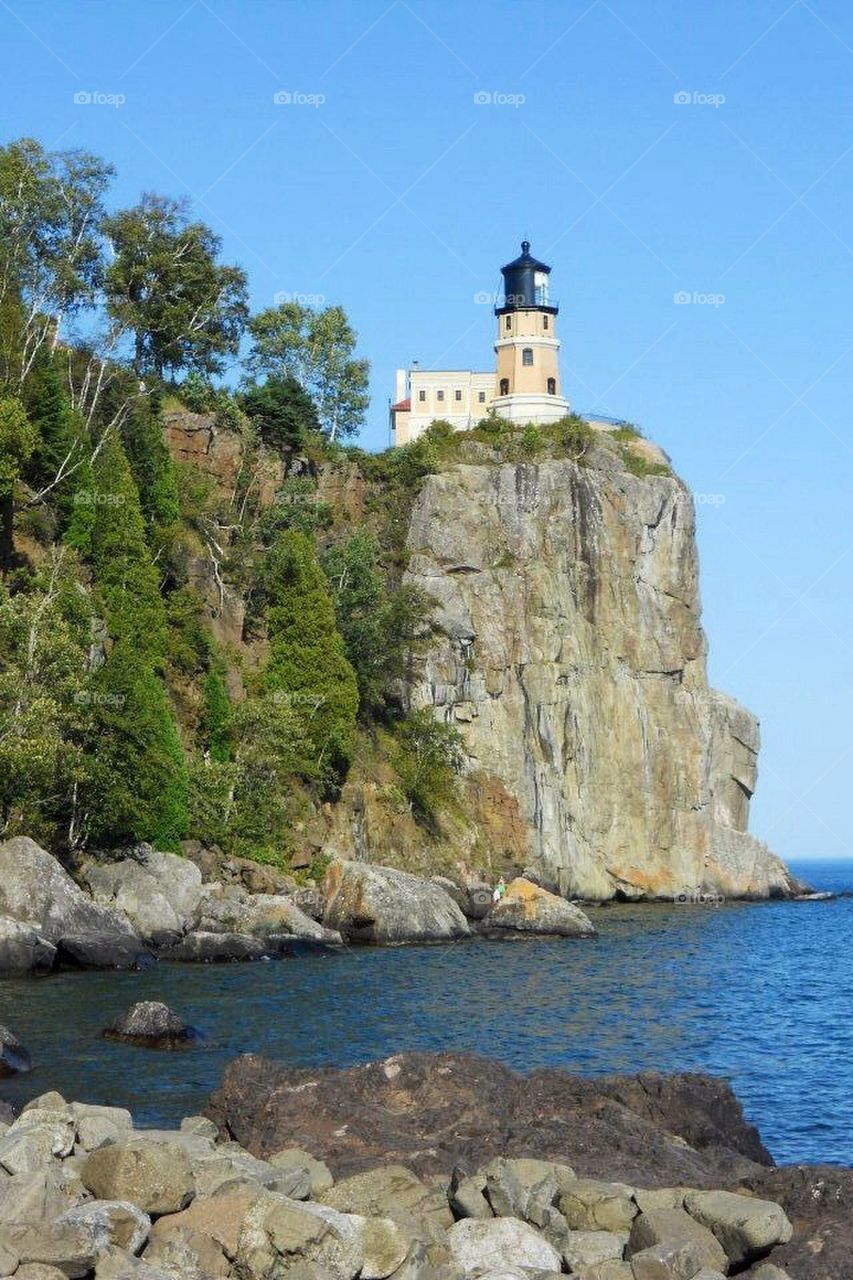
2;0;852;862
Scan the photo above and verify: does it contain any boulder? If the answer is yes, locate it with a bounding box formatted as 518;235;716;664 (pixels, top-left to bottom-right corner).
161;931;269;962
627;1207;728;1273
0;918;56;974
53;1201;150;1255
629;1238;711;1279
0;1024;31;1076
562;1230;629;1270
445;1216;563;1274
94;1247;172;1279
101;1002;200;1050
81;1138;194;1215
684;1190;792;1267
482;1155;576;1222
359;1216;412;1280
0;1165;89;1224
72;1104;134;1154
449;1167;492;1219
191;1144;311;1199
236;1191;365;1280
319;1164;453;1234
0;1222;97;1279
55;933;151;970
139;1223;230;1278
463;881;494;919
0;838;136;944
0;1109;76;1174
268;1147;334;1196
559;1178;638;1232
736;1162;853;1279
14;1266;72;1280
483;876;596;937
322;859;470;944
290;885;326;921
146;1189;259;1260
240;894;342;946
83;846;203;944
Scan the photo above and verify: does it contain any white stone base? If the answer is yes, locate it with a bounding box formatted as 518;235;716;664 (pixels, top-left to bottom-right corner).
490;394;570;424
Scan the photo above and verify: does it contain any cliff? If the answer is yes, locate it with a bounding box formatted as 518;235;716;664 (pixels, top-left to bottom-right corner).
398;449;791;900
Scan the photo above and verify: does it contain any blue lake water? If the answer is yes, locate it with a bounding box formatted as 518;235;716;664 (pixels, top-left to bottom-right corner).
1;858;850;1167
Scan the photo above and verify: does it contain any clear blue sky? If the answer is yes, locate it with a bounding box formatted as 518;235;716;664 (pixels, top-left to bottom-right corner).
3;0;852;862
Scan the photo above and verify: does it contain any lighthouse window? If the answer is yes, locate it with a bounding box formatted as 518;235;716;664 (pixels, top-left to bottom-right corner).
547;377;556;395
505;316;511;332
499;378;509;396
522;348;534;366
418;390;426;402
478;391;486;403
543;315;549;331
437;390;445;401
455;389;462;401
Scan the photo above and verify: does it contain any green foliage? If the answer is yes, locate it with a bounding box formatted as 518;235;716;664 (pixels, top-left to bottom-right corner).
63;455;97;557
175;372;244;429
554;413;595;461
103;194;248;378
518;423;542;456
165;585;213;675
24;361;80;522
322;530;432;719
246;302;369;441
0;550;90;843
0;395;37;496
619;445;672;478
83;644;188;850
240;375;320;451
391;710;465;829
258;477;332;542
261;529;359;786
121;394;180;537
201;666;233;763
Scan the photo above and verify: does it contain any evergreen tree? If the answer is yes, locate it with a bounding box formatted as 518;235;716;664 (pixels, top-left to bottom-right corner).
240;375;320;451
0;395;37;572
24;361;79;524
262;529;358;785
201;666;233;763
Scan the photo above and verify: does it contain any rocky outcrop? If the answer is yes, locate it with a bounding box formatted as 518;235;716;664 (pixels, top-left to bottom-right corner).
0;1071;807;1280
397;455;795;900
482;876;596;937
0;1024;31;1076
82;847;203;947
322;859;470;944
206;1050;771;1186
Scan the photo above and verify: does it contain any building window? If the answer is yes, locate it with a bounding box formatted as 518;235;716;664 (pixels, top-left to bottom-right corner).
478;391;486;403
418;389;426;402
522;348;534;366
437;390;444;401
543;315;549;331
455;389;462;401
505;315;511;332
499;378;509;396
547;377;556;395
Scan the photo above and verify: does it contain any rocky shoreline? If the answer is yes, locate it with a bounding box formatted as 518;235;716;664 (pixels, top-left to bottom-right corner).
0;1050;848;1279
0;837;822;980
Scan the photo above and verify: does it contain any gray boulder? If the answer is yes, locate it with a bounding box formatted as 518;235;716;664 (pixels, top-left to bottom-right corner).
0;1165;89;1224
562;1229;629;1270
0;1023;31;1076
683;1189;792;1267
236;1191;365;1280
81;1137;194;1215
483;877;596;938
83;847;203;944
101;1002;200;1049
53;1201;150;1255
446;1216;563;1274
161;931;269;963
627;1206;728;1273
322;859;470;944
0;1221;97;1279
56;933;151;970
629;1238;711;1279
0;918;56;974
559;1178;638;1232
0;838;137;946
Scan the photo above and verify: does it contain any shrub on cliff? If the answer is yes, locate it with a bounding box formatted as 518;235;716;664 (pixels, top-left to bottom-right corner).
391;710;466;829
240;375;320;450
261;528;359;788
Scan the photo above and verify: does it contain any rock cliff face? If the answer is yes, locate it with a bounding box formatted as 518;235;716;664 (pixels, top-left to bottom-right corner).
402;450;792;901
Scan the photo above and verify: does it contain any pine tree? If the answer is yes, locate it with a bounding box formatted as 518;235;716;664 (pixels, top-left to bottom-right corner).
262;529;358;786
201;666;233;763
25;361;79;525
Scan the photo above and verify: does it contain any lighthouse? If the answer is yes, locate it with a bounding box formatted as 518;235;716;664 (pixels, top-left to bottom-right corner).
491;240;570;424
390;238;570;444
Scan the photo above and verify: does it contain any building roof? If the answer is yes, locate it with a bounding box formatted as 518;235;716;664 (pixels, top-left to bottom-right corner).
501;239;551;274
391;397;411;412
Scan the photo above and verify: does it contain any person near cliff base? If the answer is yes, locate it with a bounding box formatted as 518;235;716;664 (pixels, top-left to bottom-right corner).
493;877;507;903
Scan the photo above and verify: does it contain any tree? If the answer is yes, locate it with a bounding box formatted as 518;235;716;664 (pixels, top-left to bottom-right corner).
246;302;369;440
322;530;432;719
201;666;233;763
24;360;80;527
0;138;113;388
103;194;248;378
0;395;37;572
240;375;320;450
392;710;465;828
261;529;358;785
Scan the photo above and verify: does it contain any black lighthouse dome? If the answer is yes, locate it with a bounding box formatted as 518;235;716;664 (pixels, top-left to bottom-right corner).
496;240;558;315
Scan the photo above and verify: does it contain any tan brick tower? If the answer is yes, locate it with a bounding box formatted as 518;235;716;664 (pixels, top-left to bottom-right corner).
491;240;570;423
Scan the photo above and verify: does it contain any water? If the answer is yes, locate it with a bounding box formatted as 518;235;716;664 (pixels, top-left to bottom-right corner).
1;859;850;1166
